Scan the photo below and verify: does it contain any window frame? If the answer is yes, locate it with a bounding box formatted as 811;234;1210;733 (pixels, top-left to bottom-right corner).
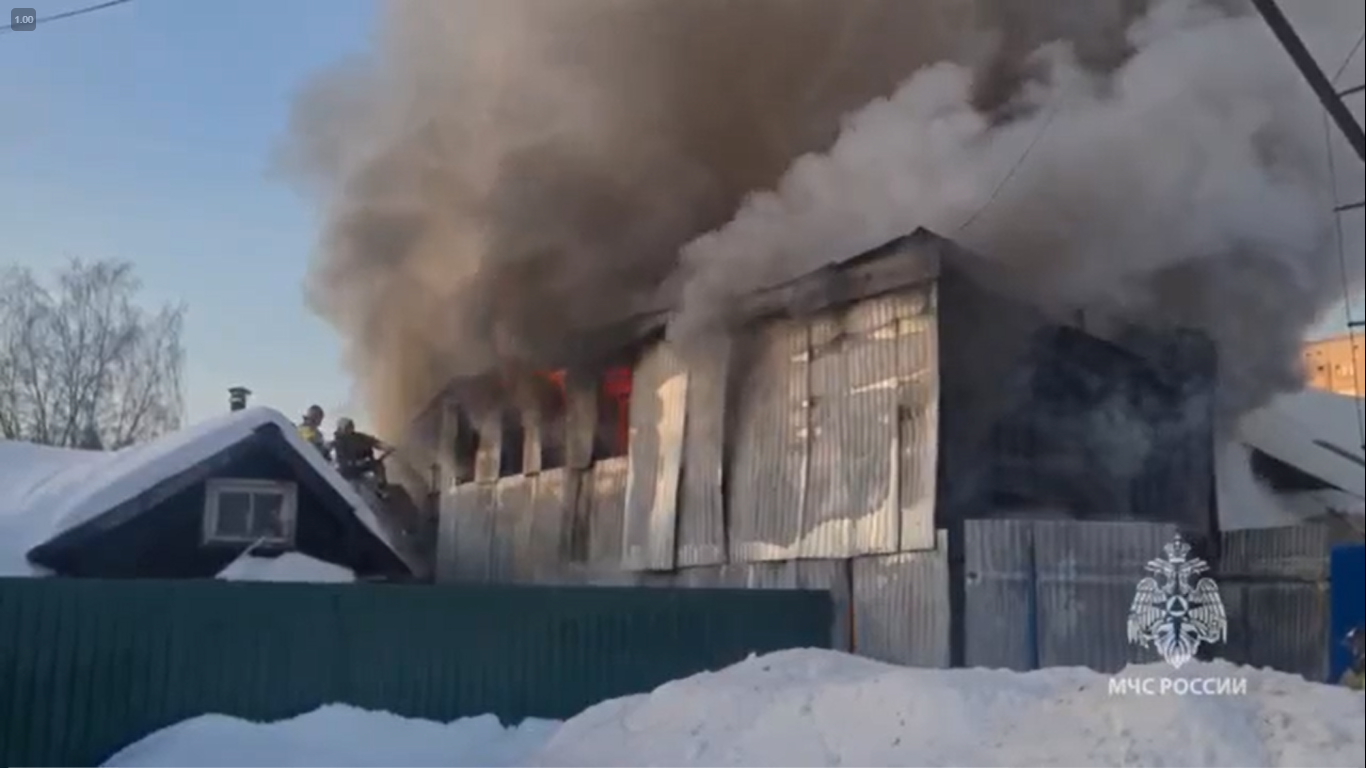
202;478;299;546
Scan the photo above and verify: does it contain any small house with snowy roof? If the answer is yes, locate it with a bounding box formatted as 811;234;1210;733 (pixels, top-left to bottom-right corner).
0;407;417;581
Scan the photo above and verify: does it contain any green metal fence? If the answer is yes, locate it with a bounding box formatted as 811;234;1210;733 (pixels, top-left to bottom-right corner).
0;578;832;766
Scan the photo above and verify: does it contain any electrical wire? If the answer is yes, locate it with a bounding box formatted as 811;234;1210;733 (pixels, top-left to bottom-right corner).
1;0;133;35
1331;30;1364;84
955;105;1059;235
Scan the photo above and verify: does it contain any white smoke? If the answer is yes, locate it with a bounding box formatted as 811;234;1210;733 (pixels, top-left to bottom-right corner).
670;0;1363;421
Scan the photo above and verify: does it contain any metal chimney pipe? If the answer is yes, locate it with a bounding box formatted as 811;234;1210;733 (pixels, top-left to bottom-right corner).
229;386;251;411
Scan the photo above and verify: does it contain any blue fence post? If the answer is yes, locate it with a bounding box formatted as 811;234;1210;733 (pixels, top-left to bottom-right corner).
1329;544;1364;683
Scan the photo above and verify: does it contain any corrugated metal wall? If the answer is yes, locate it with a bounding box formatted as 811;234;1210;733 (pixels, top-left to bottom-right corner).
730;320;810;561
729;287;939;561
676;340;729;567
0;578;833;767
1219;525;1331;681
851;531;952;668
622;344;687;571
665;559;852;650
894;290;938;552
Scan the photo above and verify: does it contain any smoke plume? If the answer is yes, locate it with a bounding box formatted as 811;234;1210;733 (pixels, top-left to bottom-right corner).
672;0;1362;423
284;0;1359;436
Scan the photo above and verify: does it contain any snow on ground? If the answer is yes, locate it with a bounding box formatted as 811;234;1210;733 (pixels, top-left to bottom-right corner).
102;706;557;767
101;649;1363;767
531;650;1364;767
216;552;356;583
0;406;399;576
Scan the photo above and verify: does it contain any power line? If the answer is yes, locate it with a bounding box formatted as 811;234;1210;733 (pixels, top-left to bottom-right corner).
1344;84;1364;98
1;0;132;35
1330;30;1364;84
955;105;1058;234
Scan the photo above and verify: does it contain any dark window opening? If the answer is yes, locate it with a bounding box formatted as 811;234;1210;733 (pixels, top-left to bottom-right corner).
592;365;632;460
537;374;567;470
450;406;478;484
499;406;525;477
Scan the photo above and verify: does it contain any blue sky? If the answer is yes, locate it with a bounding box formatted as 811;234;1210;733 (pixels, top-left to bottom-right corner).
1;0;1361;431
1;0;374;425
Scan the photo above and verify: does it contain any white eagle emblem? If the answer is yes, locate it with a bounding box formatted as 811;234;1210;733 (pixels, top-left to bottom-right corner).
1126;535;1226;668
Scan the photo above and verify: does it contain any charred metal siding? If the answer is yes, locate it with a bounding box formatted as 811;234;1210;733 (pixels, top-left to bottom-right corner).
802;298;901;558
622;345;687;571
895;288;939;552
489;477;530;581
729;321;809;561
1219;525;1331;680
851;532;952;667
729;285;940;562
677;340;729;567
585;458;629;571
437;483;494;582
526;470;568;582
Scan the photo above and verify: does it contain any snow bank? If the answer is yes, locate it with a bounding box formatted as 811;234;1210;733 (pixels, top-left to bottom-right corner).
102;706;558;767
0;407;400;576
217;553;355;583
531;649;1365;767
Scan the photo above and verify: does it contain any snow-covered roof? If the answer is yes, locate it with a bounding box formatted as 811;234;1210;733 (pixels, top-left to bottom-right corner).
1240;390;1364;498
217;552;357;583
0;406;410;576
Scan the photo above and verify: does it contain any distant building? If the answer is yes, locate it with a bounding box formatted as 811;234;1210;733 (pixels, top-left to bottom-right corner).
1304;333;1363;397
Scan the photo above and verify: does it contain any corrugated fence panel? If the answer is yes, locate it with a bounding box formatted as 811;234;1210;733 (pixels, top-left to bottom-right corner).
1033;520;1174;672
622;344;686;571
803;298;902;559
677;339;729;568
586;458;628;571
730;320;808;562
963;519;1035;670
1219;525;1331;680
894;288;938;552
852;532;952;668
1330;544;1364;683
439;483;495;582
1220;525;1331;581
0;578;833;767
491;477;532;582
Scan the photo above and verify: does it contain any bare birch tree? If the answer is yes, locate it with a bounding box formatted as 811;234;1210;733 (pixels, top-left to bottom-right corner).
0;259;185;448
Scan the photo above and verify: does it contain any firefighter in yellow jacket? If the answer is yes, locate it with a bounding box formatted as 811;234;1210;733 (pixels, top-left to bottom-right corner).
298;404;330;459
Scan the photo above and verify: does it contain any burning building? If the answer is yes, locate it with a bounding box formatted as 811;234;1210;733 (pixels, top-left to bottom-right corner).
414;229;1218;618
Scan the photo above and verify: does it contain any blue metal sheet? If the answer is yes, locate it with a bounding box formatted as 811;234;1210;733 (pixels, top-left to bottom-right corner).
1330;544;1364;682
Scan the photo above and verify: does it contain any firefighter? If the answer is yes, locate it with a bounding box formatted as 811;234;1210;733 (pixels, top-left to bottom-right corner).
298;405;330;459
332;417;394;493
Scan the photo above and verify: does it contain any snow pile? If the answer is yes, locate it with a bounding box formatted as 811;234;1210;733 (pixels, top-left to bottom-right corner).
0;406;398;576
531;650;1364;767
102;706;557;767
217;553;355;583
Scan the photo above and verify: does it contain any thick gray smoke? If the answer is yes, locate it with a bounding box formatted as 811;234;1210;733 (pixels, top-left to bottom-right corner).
672;0;1363;423
283;0;1162;434
284;0;1359;437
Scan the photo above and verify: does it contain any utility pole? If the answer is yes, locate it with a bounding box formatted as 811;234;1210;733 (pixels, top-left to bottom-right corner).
1249;0;1365;162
